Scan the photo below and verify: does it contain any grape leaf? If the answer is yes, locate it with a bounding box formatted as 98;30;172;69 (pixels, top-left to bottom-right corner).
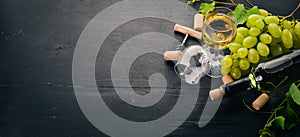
278;105;300;130
233;4;248;25
247;6;260;15
198;1;215;15
265;116;285;130
286;91;300;119
289;83;300;105
286;91;293;107
233;4;260;25
274;116;285;130
266;117;284;129
285;107;299;130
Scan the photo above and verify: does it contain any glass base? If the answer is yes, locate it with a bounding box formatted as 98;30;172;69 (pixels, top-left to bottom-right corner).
200;45;224;78
174;44;225;85
201;59;222;78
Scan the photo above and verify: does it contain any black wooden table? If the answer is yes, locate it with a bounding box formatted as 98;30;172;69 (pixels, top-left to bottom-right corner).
1;0;300;136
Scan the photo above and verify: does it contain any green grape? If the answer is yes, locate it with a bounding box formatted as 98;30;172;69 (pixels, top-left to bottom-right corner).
221;66;231;75
256;42;270;56
246;20;254;28
270;44;283;56
249;27;261;37
290;28;297;41
293;35;300;49
294;22;300;36
260;16;266;21
237;27;249;37
234;33;244;44
259;33;272;44
228;42;242;53
231;53;239;59
264;16;279;24
259;9;268;17
230;67;242;80
241;68;251;77
239;58;250;70
237;47;248;58
255;19;265;29
242;36;258;48
232;59;239;67
260;56;268;62
268;23;282;38
270;39;277;46
289;28;299;48
281;29;293;48
273;37;282;43
284;43;293;49
282;20;293;29
247;14;261;27
270;37;281;46
248;48;260;63
221;55;233;68
248;14;261;22
280;44;290;54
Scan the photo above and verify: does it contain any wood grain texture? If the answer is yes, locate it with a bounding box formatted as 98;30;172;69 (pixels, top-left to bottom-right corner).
1;0;300;137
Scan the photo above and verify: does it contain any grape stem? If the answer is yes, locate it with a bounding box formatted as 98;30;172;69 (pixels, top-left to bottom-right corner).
283;2;300;19
209;0;300;18
274;76;288;90
262;99;286;129
244;0;254;7
214;1;237;7
230;0;236;5
265;82;276;90
245;0;300;19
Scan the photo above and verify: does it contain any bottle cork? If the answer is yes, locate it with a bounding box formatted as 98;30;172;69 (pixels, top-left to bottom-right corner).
194;13;203;31
252;93;270;111
209;75;233;101
209;88;225;101
222;74;234;84
173;24;202;40
163;50;183;61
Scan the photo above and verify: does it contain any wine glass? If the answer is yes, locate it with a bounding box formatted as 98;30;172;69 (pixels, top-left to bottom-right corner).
174;7;236;84
200;7;237;78
174;45;209;85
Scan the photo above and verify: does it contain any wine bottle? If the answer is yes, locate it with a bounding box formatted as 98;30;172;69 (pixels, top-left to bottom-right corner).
209;49;300;101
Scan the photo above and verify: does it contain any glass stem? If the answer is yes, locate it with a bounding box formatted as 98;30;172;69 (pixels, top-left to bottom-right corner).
213;45;219;62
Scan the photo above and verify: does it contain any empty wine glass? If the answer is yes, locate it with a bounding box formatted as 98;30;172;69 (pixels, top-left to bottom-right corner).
174;45;209;85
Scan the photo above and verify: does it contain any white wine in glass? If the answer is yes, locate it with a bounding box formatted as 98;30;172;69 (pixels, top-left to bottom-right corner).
201;7;237;78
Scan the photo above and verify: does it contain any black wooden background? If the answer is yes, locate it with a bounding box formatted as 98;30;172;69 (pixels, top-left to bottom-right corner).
1;0;300;137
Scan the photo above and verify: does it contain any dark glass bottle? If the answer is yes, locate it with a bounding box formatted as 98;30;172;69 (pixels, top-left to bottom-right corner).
209;49;300;101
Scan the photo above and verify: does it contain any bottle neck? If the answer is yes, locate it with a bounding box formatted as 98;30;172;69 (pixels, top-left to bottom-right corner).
221;76;253;96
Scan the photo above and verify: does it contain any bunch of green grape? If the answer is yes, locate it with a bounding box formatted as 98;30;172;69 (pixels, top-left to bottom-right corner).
221;9;300;80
